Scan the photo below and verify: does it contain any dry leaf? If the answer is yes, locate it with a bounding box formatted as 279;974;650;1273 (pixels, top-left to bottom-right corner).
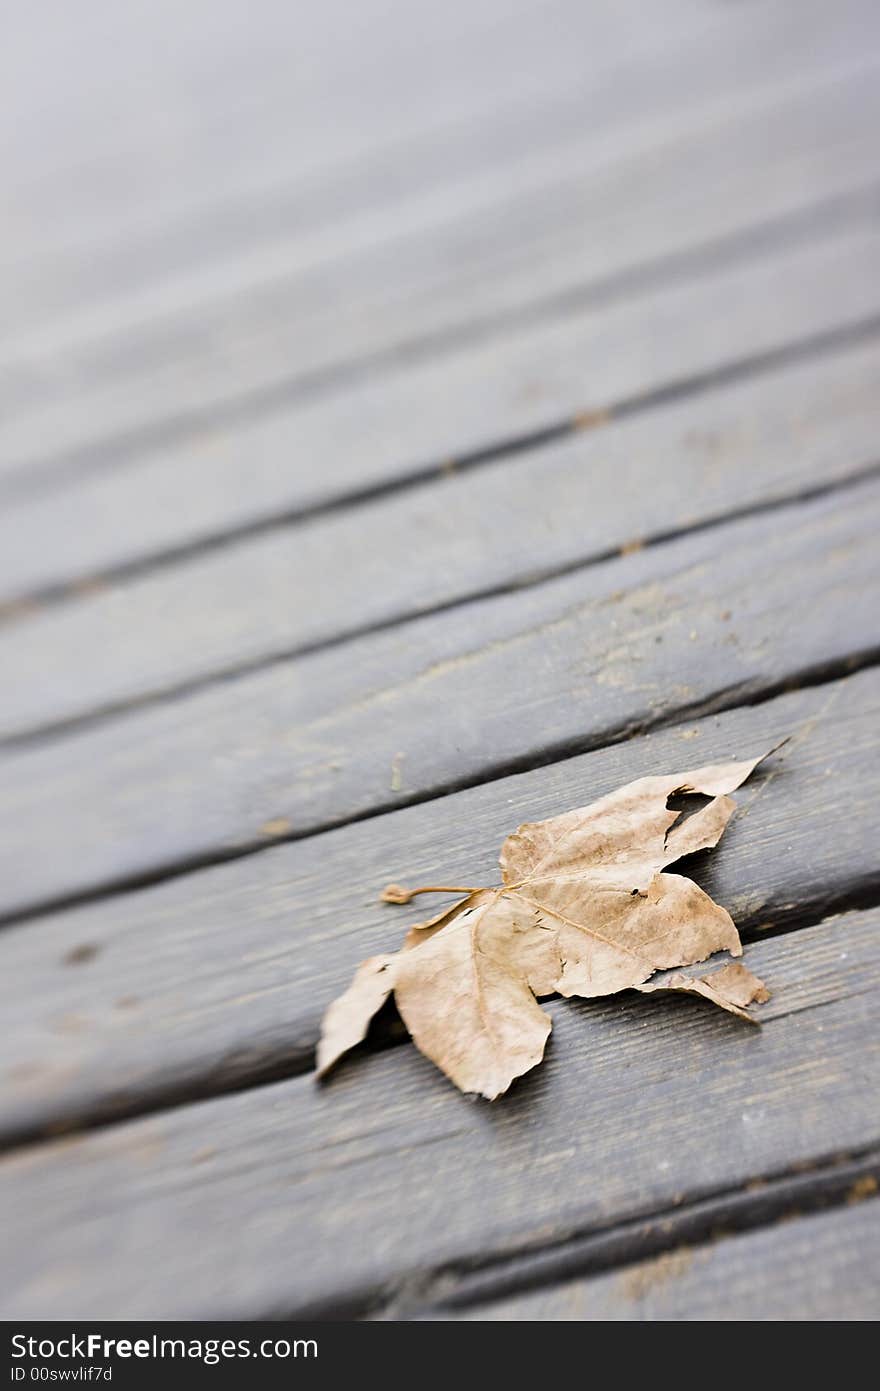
315;895;481;1077
636;960;770;1022
316;954;397;1078
318;754;776;1098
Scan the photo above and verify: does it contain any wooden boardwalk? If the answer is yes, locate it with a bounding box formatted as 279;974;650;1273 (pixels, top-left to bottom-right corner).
1;0;879;1320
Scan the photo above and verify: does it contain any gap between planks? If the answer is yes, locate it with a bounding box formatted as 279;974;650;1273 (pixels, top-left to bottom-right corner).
449;1194;880;1321
377;1148;880;1320
2;309;880;620
5;175;880;499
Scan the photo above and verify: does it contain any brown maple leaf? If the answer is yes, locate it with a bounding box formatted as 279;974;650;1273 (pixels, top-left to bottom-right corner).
317;754;775;1098
636;959;770;1020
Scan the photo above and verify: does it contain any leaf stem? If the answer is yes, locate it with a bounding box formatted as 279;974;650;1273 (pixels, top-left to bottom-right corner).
380;883;480;905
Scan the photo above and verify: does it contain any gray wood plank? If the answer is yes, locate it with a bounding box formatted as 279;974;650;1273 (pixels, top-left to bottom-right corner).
1;0;715;335
461;1201;880;1320
5;305;880;617
3;330;880;689
4;0;875;451
1;478;878;916
2;906;877;1319
5;64;880;497
4;220;880;738
6;293;880;650
6;122;880;509
3;666;878;1146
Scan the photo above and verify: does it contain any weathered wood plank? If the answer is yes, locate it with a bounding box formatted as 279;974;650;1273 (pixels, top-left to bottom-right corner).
2;480;878;915
3;667;878;1146
6;0;860;330
460;1201;880;1320
2;907;877;1319
8;204;880;608
3;320;880;645
5;159;880;521
5;8;878;481
4;332;880;713
1;0;718;336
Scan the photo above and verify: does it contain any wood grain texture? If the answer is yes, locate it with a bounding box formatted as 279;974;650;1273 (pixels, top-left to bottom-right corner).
9;210;880;615
4;6;878;482
1;321;879;649
1;906;877;1319
2;479;878;916
4;156;880;563
3;667;878;1146
5;0;879;1325
460;1201;880;1320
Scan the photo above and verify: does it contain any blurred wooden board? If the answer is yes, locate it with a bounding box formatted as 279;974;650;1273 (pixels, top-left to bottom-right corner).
460;1201;880;1321
0;0;731;336
4;4;878;484
2;0;879;1325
